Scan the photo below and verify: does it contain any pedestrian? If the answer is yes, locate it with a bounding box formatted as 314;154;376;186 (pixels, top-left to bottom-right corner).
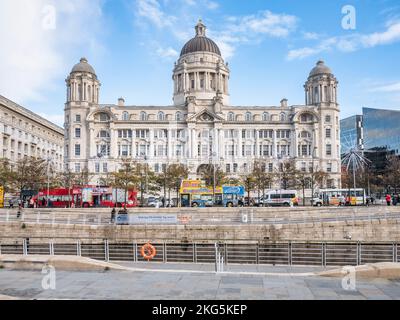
9;199;13;209
17;208;22;219
386;194;392;206
161;197;165;208
110;206;116;223
339;195;345;206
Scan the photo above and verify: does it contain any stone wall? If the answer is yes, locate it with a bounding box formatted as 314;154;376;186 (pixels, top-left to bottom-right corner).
0;218;399;242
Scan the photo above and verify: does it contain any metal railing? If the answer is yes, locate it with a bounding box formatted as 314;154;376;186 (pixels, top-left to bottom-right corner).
1;207;400;226
0;238;398;267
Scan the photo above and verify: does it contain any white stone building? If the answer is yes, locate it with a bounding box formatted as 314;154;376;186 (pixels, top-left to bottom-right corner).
0;95;64;171
64;20;341;189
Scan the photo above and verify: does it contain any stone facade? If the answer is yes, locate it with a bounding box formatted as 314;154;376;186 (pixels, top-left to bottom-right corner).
64;21;341;189
0;95;64;171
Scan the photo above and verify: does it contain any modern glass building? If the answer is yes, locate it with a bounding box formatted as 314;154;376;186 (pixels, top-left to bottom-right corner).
363;107;400;155
340;115;363;155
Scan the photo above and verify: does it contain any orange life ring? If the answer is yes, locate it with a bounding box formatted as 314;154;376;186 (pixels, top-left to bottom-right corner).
140;243;157;260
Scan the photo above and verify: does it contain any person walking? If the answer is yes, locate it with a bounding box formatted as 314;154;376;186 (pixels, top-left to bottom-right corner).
110;206;116;224
386;194;392;206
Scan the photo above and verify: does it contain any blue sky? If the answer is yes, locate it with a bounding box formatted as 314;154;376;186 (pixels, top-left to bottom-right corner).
1;0;400;126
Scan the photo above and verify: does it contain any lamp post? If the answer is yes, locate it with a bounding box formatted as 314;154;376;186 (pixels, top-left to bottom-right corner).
46;157;53;208
212;152;217;206
311;146;317;206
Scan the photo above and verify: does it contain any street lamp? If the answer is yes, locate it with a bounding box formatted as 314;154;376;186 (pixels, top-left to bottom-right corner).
212;152;217;206
46;157;53;208
311;146;317;206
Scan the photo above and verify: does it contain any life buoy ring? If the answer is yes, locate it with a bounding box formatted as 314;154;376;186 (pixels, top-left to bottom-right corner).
140;243;157;261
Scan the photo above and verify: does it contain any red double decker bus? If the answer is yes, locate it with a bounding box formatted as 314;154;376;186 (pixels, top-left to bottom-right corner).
34;186;138;208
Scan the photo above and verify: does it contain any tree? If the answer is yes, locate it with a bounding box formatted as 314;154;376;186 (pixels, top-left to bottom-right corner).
241;173;256;206
73;167;94;186
0;158;15;193
384;155;400;192
251;161;275;206
133;161;158;206
13;157;48;197
166;164;189;207
109;159;140;209
199;164;226;188
278;159;299;190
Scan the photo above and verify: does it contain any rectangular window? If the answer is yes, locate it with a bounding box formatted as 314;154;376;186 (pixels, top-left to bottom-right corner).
326;144;332;156
327;163;332;173
75;114;81;123
176;145;182;156
233;163;238;173
95;163;100;173
75;144;80;156
226;164;231;173
326;128;331;138
103;163;108;173
75;163;81;173
269;163;273;173
75;128;81;138
301;145;308;156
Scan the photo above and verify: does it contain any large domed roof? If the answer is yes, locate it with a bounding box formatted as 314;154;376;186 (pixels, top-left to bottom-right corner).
180;20;221;57
309;60;332;77
71;57;96;75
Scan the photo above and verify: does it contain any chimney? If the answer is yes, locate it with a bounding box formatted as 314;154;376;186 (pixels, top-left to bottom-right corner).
280;98;288;108
118;97;125;107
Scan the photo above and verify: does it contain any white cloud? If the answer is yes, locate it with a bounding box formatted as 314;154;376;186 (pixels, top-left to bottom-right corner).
288;21;400;60
361;21;400;47
0;0;104;103
38;113;64;127
212;11;298;59
205;1;219;10
156;47;179;58
136;0;176;28
226;11;297;38
303;32;320;40
370;82;400;93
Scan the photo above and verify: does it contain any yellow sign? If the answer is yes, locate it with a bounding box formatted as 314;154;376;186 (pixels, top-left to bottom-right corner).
0;186;4;208
180;180;222;194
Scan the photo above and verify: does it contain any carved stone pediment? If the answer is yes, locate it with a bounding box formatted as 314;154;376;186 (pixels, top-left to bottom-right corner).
188;108;225;123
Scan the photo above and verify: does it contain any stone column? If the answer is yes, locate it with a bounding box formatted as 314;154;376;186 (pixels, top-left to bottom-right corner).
273;130;277;158
293;129;298;158
149;129;155;159
255;129;259;158
167;129;172;159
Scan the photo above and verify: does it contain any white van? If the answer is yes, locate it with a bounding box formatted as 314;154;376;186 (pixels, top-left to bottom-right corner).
258;190;299;207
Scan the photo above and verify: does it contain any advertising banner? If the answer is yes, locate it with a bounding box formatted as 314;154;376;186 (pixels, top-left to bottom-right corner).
0;186;4;208
128;214;178;224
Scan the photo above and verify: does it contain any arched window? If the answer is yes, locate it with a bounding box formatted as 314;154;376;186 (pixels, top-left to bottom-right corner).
280;113;286;122
262;112;270;122
122;112;129;121
300;113;314;123
158;112;165;121
140;112;147;121
245;112;252;122
175;112;183;121
97;113;110;122
228;112;235;121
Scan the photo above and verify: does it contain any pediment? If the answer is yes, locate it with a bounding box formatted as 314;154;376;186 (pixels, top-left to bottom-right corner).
188;108;224;123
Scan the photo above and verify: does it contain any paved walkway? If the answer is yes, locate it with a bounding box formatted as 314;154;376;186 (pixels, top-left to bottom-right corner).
0;266;399;300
